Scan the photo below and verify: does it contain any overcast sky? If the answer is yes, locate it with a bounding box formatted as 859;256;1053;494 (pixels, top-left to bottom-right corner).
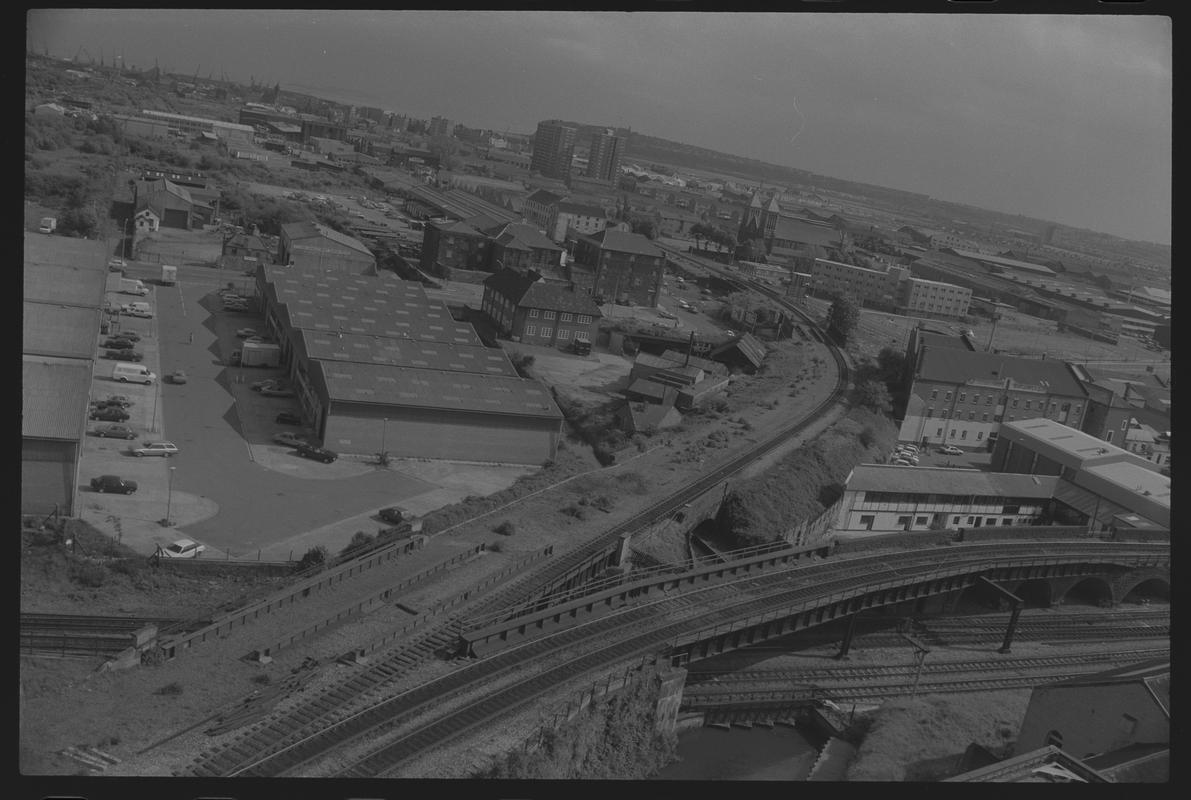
27;10;1171;244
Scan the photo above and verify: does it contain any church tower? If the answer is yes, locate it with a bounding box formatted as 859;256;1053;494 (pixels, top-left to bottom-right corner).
739;192;765;242
762;194;781;239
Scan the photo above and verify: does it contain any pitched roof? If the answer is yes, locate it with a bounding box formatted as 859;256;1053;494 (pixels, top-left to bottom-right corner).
583;229;665;257
557;200;606;218
846;464;1058;498
625;378;668;401
281;221;373;256
771;216;842;247
493;223;562;253
525;188;564;206
483;268;600;315
710;332;767;367
916;348;1086;397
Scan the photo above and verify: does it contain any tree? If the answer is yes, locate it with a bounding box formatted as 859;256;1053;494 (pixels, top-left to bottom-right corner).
851;379;893;415
57;206;99;238
629;217;657;239
825;293;860;343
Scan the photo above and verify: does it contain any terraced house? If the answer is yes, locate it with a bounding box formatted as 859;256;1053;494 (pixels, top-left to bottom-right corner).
481;268;601;349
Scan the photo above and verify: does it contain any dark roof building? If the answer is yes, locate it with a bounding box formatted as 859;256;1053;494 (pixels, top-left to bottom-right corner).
572;229;667;308
481;268;601;349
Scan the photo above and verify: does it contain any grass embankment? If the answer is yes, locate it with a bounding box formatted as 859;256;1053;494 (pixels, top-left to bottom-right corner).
717;408;898;547
476;670;677;779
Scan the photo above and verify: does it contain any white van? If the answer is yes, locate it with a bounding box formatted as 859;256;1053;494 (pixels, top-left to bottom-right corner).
119;278;148;296
121;302;153;318
112;362;156;384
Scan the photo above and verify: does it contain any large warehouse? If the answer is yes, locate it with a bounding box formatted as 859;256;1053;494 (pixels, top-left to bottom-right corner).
22;237;109;515
252;263;563;464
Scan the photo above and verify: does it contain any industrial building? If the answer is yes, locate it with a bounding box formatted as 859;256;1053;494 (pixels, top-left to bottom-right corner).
278;221;376;274
22;236;110;516
990;419;1169;531
898;347;1089;447
251;264;562;464
834;465;1057;533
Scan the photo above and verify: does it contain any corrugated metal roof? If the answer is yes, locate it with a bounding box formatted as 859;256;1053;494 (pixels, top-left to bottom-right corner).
313;361;561;419
847;465;1058;497
284;305;479;345
771;216;841;247
281;221;373;256
298;329;516;377
22;357;92;440
24;263;108;307
23;302;101;359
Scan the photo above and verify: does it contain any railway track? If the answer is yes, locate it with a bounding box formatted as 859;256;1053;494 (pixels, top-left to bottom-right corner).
20;613;200;657
684;648;1170;705
194;540;1163;777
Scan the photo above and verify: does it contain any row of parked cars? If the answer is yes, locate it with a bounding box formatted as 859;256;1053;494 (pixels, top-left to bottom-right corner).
891;442;964;466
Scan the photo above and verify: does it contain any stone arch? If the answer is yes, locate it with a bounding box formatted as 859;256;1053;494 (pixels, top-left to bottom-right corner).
1055;576;1114;608
1013;579;1053;608
1116;571;1171;605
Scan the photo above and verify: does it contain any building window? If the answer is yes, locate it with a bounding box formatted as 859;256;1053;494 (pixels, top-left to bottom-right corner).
916;517;928;526
560;312;573;322
541;327;552;338
967;516;975;525
959;392;966;402
953;516;961;524
945;392;952;401
1023;400;1031;410
977;431;984;440
949;429;957;438
941;410;949;418
930;390;938;400
528;308;539;318
558;328;570;340
968;412;975;420
982;413;989;422
578;315;592;324
525;325;536;336
926;408;933;418
1011;398;1019;408
937;428;944;437
1106;431;1114;443
543;310;556;320
972;394;979;404
961;430;968;439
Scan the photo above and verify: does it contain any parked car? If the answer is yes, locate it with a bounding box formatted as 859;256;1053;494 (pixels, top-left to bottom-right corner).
167;370;188;384
91;474;137;494
244;335;273;344
90;406;130;422
897;444;920;455
657;309;678;320
260;386;296;398
296;443;337;463
677;299;691;310
159;539;205;559
571;339;592;356
378;506;406;525
96;395;133;407
939;445;964;456
94;424;136;439
252;378;288;392
102;349;144;361
132;441;179;458
273;431;306;448
275;411;302;425
121;305;153;318
102;338;136;349
108;258;126;271
107;330;141;343
235;327;258;338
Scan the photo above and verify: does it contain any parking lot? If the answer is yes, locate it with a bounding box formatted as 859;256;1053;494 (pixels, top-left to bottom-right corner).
78;259;533;561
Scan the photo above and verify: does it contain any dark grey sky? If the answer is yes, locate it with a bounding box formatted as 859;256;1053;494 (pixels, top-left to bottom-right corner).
27;10;1171;245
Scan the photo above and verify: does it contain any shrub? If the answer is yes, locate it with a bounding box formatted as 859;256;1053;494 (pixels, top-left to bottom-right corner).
494;521;516;536
154;682;183;696
560;504;587;520
488;540;504;553
251;674;272;686
70;562;107;588
859;425;876;448
340;531;375;556
295;545;328;572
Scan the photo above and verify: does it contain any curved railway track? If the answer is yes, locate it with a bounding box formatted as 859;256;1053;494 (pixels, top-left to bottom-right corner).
190;540;1164;777
685;648;1170;705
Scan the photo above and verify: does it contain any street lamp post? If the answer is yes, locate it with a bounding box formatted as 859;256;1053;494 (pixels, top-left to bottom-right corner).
381;417;388;455
150;381;160;433
165;466;177;525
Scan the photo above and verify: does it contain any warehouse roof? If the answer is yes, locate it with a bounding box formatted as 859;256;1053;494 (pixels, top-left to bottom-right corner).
846;465;1058;498
771;216;842;247
298;330;517;377
22;357;92;440
999;418;1155;468
313;361;562;419
948;249;1056;276
916;348;1086;397
284;306;479;345
23;302;101;360
24;229;108;271
23;262;107;307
